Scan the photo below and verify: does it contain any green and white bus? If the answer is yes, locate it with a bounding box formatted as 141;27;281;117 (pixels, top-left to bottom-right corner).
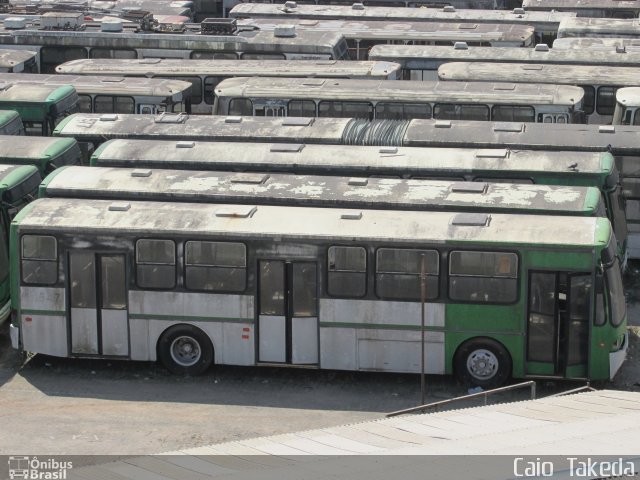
9;198;628;386
39;165;605;218
0;164;41;324
0;83;79;136
0;136;82;174
0;110;24;136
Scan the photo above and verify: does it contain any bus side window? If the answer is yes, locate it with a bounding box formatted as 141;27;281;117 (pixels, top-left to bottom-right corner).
434;104;489;121
581;86;595;115
184;241;247;292
596;87;617;116
204;76;224;105
228;98;253;116
448;251;518;303
78;95;92;113
375;102;431;120
318;101;373;120
491;105;534;123
135;239;176;289
327;246;367;298
21;235;58;285
288;100;317;117
375;248;439;301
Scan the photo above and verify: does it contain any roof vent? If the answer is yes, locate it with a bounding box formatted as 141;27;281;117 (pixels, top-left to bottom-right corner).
476;149;508;159
616;45;626;53
434;120;452;128
99;114;118;122
453;41;468;50
131;169;152;177
154;112;188;124
493;83;516;91
284;1;297;8
4;17;27;29
176;141;195;148
379;146;398;154
282;118;314;126
599;125;615;133
101;19;123;32
352;2;365;9
442;5;455;11
522;64;543;71
201;18;237;35
108;202;131;212
451;213;490;226
534;43;550;52
513;7;525;14
139;58;162;64
215;205;257;218
274;25;296;37
270;143;304;152
340;211;363;220
302;79;325;87
224;116;242;124
230;173;270;184
493;123;523;133
451;182;487;194
348;177;368;186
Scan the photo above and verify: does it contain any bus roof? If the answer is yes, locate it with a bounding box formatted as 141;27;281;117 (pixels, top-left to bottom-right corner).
0;73;192;100
214;77;584;105
41;165;602;215
56;58;402;79
368;43;640;67
0;135;78;164
16;197;609;248
438;62;640;86
229;3;576;27
89;139;614;177
558;17;640;37
552;37;640;49
0;109;22;135
0;83;75;103
523;0;640;10
0;163;39;188
0;49;36;70
236;18;535;44
616;87;640;107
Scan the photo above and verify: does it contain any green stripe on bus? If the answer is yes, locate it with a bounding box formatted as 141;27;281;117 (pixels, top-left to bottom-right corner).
129;313;253;324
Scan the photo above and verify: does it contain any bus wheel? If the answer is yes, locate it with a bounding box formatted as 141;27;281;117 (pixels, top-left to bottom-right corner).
454;338;511;388
158;325;214;375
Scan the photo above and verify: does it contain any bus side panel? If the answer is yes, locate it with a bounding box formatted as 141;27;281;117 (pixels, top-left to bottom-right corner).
19;286;68;357
128;290;254;365
318;298;446;374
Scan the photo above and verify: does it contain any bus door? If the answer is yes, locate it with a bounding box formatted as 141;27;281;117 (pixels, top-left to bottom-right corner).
526;271;591;378
257;260;318;365
69;252;129;357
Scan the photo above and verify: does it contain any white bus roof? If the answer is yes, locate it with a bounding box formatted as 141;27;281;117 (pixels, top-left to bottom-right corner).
56;58;401;79
553;37;640;49
0;49;36;69
523;0;640;10
558;17;640;37
17;197;607;247
616;87;640;107
44;165;600;214
214;77;584;106
438;62;640;86
90;139;613;176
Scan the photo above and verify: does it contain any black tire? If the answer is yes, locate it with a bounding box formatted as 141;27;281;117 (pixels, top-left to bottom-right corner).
157;324;214;375
454;338;511;388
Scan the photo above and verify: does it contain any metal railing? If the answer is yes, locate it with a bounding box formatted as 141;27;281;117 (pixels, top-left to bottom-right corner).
545;384;595;398
386;380;537;418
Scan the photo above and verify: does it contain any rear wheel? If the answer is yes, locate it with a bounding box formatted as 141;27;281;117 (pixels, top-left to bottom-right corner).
158;324;213;375
454;338;511;388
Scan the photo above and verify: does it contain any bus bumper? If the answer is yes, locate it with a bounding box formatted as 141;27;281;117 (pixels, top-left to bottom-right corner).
9;322;19;350
0;299;9;325
609;332;628;380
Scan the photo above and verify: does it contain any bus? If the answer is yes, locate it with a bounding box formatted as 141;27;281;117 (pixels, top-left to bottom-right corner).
0;19;349;73
612;87;640;126
437;62;640;124
229;3;575;44
40;165;606;219
557;17;640;39
0;73;193;115
0;110;24;135
212;77;586;123
368;43;640;81
0;49;37;73
9;197;627;385
0;83;79;136
552;37;640;50
0;136;82;174
56;58;402;114
522;0;640;18
0;164;41;325
235;19;536;59
225;0;510;17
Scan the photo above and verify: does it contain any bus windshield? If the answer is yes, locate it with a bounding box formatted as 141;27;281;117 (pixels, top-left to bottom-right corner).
603;235;626;327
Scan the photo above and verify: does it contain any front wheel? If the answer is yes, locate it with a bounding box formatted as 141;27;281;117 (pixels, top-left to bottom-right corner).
157;324;214;375
454;338;511;388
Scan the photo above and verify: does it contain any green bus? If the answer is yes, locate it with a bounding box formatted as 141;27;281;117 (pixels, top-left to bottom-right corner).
0;84;79;136
0;164;41;324
0;110;24;135
9;198;627;386
0;136;82;174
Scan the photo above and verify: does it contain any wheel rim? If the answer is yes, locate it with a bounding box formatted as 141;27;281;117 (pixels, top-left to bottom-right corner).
170;335;202;367
466;348;498;381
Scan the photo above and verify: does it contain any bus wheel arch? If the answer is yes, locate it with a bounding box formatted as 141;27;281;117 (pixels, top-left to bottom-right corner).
453;337;512;388
157;324;214;375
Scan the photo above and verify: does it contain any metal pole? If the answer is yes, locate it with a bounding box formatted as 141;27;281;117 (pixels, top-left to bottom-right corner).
420;254;427;406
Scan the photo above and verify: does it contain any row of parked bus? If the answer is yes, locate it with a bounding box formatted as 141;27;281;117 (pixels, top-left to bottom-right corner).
0;0;635;388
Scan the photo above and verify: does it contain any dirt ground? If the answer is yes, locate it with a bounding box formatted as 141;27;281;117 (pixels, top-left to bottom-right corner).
0;266;638;455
